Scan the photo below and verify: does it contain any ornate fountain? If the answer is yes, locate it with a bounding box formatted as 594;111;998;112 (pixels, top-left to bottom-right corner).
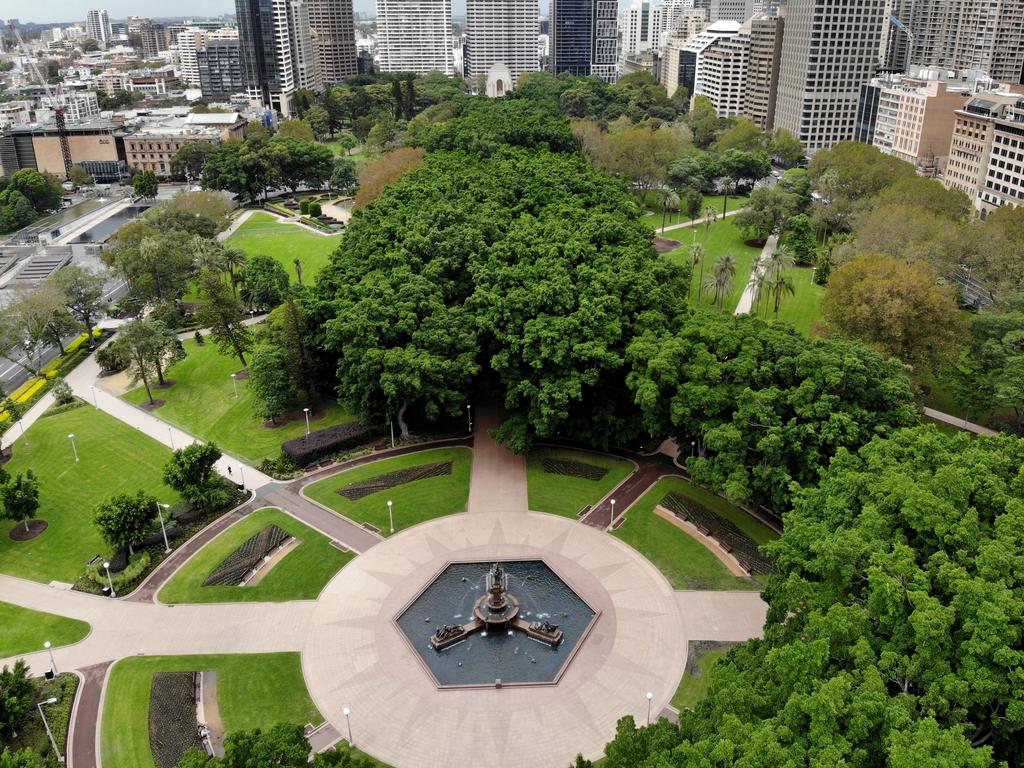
430;563;564;650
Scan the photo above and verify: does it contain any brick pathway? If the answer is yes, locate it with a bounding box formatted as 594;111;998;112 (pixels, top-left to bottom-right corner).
68;661;113;768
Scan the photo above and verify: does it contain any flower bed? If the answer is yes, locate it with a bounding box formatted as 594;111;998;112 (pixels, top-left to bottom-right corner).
337;460;453;500
148;671;203;768
660;492;774;575
203;524;289;586
540;457;609;481
282;421;372;466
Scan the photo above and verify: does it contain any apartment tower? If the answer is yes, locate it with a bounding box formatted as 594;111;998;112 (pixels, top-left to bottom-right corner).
376;0;454;74
308;0;357;84
774;0;887;152
550;0;618;81
236;0;320;115
85;9;111;45
465;0;538;91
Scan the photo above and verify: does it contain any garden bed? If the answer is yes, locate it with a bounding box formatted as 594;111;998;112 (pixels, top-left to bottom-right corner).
661;492;774;575
540;457;609;481
337;460;453;500
148;671;203;768
8;519;48;541
6;673;78;761
203;524;289;586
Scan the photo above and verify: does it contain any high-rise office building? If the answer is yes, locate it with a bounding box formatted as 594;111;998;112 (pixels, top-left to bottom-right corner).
236;0;321;115
903;0;1024;83
746;15;783;129
550;0;618;82
85;9;111;45
308;0;357;84
465;0;538;91
709;0;753;22
198;38;246;98
377;0;454;75
774;0;887;152
128;18;164;59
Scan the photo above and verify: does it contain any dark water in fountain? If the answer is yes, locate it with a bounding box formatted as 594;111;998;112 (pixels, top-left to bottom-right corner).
396;560;595;686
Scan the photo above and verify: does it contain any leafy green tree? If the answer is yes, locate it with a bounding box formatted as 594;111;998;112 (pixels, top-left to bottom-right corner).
195;268;253;369
93;490;158;556
331;157;358;193
163;442;226;511
334;132;359;155
242;255;290;310
70;164;93;189
778;167;812;207
8;168;62;213
132;170;159;199
732;186;800;242
248;344;296;423
239;134;288;201
411;98;577;156
113;319;167;404
273;137;334;192
170;141;214;183
685;96;726;148
277;119;315;141
103;232;193;303
0;747;46;768
0;661;34;741
627;309;918;511
0;189;39;233
305;105;329;138
769;127;804;166
0;471;40;535
266;298;318;397
201;142;250;201
714;116;765;153
0;283;73;376
780;213;816;265
49;264;109;346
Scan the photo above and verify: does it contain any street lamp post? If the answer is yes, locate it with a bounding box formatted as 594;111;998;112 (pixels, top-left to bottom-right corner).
239;465;245;489
67;433;79;463
168;427;175;450
37;698;64;763
466;404;472;433
387;500;394;534
342;706;353;746
691;440;695;458
44;641;57;674
103;561;116;597
610;498;616;523
646;691;654;725
156;503;172;553
90;385;98;407
389;419;395;448
303;407;311;436
19;420;27;447
230;373;238;398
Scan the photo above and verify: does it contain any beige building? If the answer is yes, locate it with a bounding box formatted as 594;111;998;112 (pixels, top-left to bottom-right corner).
746;15;782;131
0;121;123;180
871;72;973;174
0;101;32;128
123;112;245;175
659;11;709;97
944;93;1024;214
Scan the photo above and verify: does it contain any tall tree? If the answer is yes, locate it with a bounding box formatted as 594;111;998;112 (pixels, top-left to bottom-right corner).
0;284;72;376
248;344;296;424
132;170;159;199
170;141;214;184
195;268;252;369
0;471;40;534
49;264;109;347
113;319;165;404
93;490;158;556
242;255;290;311
163;442;226;511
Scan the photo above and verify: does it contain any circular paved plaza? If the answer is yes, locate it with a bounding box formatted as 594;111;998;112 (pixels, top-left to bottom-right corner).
303;511;689;767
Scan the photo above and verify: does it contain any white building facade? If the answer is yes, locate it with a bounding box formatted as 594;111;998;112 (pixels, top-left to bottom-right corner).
376;0;454;75
85;9;111;45
464;0;537;89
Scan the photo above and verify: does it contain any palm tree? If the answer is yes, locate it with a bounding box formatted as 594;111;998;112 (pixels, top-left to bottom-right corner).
192;237;225;273
707;253;737;309
223;247;247;297
769;271;796;320
702;204;718;244
661;190;680;230
690;242;706;303
764;243;796;281
750;268;769;317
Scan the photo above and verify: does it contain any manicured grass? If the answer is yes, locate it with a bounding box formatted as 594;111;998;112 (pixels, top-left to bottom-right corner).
756;264;825;336
640;194;748;229
526;447;632;518
123;339;356;464
672;647;730;711
304;447;472;535
0;602;90;657
226;211;341;283
665;217;763;313
157;508;353;604
101;653;320;768
0;406;178;584
613;477;776;590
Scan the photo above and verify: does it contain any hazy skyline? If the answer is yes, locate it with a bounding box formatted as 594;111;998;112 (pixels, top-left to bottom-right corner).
5;0;561;25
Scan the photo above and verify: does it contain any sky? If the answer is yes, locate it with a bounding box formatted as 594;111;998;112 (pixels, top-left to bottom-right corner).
6;0;556;25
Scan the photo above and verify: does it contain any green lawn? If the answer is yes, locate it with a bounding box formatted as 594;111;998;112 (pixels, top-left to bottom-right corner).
157;508;352;604
226;212;341;283
101;653;320;768
640;194;748;229
0;602;90;657
761;264;824;336
123;339;356;464
672;646;731;711
0;406;178;584
304;447;472;535
664;217;764;313
613;477;776;590
526;447;632;518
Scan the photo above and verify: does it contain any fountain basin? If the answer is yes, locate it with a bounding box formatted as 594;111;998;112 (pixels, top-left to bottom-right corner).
395;559;597;687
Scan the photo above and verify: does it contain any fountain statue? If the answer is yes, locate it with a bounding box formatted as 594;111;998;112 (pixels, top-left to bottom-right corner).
429;563;564;650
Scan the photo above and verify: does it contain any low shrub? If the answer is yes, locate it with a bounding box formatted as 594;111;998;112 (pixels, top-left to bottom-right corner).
39;399;87;419
299;199;310;215
258;452;300;479
281;421;372;466
81;551;152;592
308;201;322;217
51;377;74;405
97;344;129;374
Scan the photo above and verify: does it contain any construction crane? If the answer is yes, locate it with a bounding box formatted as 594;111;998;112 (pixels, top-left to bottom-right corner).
6;18;73;180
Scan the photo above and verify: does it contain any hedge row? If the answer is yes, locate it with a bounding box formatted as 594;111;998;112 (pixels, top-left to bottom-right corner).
282;421;372;466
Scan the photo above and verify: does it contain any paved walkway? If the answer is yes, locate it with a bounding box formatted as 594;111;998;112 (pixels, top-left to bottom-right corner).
922;406;999;436
734;233;778;316
217;209;258;241
655;207;742;236
467;403;527;514
581;453;686;530
68;661;112;768
267;487;381;552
